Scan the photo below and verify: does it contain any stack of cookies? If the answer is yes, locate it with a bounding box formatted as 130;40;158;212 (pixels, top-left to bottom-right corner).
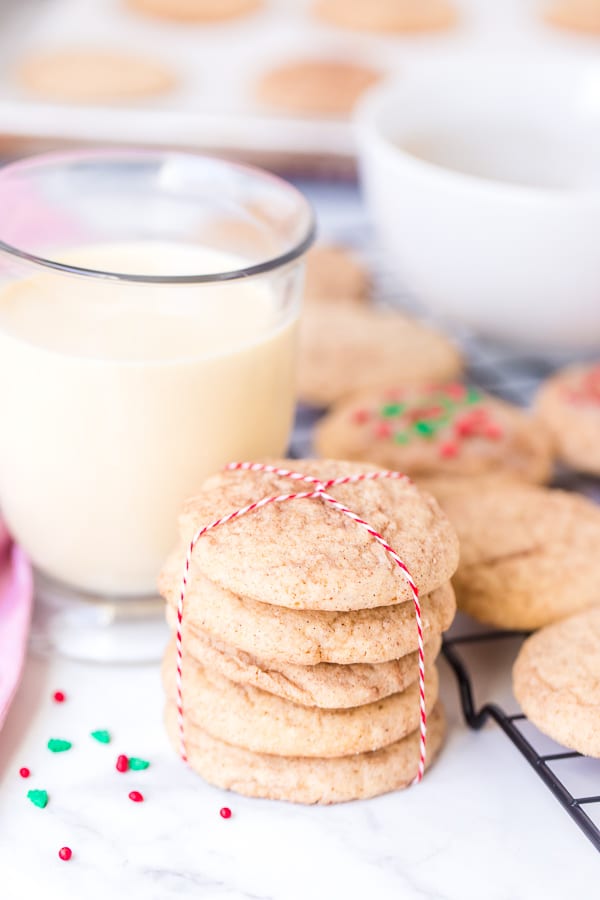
159;459;459;804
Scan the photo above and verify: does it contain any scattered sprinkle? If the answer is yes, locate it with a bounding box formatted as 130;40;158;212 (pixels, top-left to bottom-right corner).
381;402;405;418
48;738;72;753
90;730;111;744
27;789;48;809
19;767;31;779
58;847;72;861
128;790;144;803
413;420;436;437
374;422;392;439
128;757;150;771
116;754;129;773
52;691;66;703
393;432;410;445
219;807;232;819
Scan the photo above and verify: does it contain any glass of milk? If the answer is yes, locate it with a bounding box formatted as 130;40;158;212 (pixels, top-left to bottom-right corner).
0;150;314;661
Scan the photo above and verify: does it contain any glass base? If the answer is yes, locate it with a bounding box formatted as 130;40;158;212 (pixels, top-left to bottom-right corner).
30;570;169;664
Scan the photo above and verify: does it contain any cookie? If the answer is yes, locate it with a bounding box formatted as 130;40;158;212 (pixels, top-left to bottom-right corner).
544;1;600;33
297;305;463;407
256;59;381;117
313;0;456;33
535;362;600;476
163;641;439;756
437;482;600;630
165;700;446;803
126;0;262;22
304;244;370;306
175;459;459;611
162;569;456;665
16;49;176;103
316;383;553;485
513;607;600;758
171;626;441;708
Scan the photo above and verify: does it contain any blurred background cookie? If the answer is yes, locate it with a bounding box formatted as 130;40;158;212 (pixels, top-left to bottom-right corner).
513;607;600;758
256;59;382;117
304;244;370;306
536;362;600;476
297;304;463;407
544;0;600;33
126;0;263;22
313;0;457;33
16;48;176;103
316;383;553;484
437;482;600;630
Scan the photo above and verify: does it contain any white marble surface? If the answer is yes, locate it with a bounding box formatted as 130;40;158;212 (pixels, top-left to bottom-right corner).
1;617;598;900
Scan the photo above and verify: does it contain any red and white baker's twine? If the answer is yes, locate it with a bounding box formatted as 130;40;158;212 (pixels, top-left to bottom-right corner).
175;462;428;783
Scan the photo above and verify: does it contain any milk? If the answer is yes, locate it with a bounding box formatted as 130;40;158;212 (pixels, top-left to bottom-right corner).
0;241;299;595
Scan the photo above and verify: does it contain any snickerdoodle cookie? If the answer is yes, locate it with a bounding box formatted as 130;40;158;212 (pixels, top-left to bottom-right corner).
16;49;176;103
513;606;600;757
164;701;446;803
304;244;370;306
171;626;441;708
536;362;600;476
298;305;463;407
313;0;456;33
316;383;553;484
126;0;262;21
175;459;459;610
544;1;600;33
163;642;439;756
256;59;382;117
438;482;600;630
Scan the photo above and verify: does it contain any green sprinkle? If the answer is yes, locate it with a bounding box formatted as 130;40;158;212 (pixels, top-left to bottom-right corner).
466;387;482;405
394;432;410;445
90;730;111;744
128;757;150;771
381;402;405;418
47;738;72;753
27;789;48;809
414;420;436;437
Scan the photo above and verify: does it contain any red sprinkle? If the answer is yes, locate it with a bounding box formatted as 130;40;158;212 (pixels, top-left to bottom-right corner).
444;382;466;400
351;408;370;425
374;422;393;439
116;754;129;773
220;807;232;819
58;847;72;861
485;423;503;440
53;691;66;703
19;767;30;779
128;790;144;803
439;441;459;459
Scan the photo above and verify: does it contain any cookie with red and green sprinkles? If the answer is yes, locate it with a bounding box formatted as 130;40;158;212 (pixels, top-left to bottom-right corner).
315;383;553;484
535;362;600;476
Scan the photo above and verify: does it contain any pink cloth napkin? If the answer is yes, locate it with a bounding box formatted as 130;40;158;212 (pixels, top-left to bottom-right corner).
0;521;33;729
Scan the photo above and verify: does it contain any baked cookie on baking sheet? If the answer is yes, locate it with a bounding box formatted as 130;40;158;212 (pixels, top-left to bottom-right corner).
167;626;441;709
126;0;262;22
535;362;600;476
165;700;446;803
173;459;459;611
313;0;456;33
316;383;553;485
163;641;439;757
162;570;456;666
544;0;600;33
304;244;370;306
513;607;600;758
438;482;600;630
256;59;382;117
298;305;463;407
16;49;176;103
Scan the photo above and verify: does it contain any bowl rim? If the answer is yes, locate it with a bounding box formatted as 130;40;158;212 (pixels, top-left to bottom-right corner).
354;60;600;206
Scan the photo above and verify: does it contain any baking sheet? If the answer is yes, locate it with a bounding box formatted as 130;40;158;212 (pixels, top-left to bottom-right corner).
0;0;597;163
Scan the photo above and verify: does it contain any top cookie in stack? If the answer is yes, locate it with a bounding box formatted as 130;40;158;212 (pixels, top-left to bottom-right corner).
160;459;459;803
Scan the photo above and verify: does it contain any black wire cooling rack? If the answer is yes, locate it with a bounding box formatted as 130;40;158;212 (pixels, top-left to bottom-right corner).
442;631;600;852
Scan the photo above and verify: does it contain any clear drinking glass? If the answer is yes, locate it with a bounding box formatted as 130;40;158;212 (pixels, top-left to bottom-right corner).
0;150;314;661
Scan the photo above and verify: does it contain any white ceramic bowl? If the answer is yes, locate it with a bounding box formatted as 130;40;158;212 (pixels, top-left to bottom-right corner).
356;61;600;350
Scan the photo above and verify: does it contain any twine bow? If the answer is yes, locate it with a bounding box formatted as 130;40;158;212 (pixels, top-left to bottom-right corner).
176;461;427;783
